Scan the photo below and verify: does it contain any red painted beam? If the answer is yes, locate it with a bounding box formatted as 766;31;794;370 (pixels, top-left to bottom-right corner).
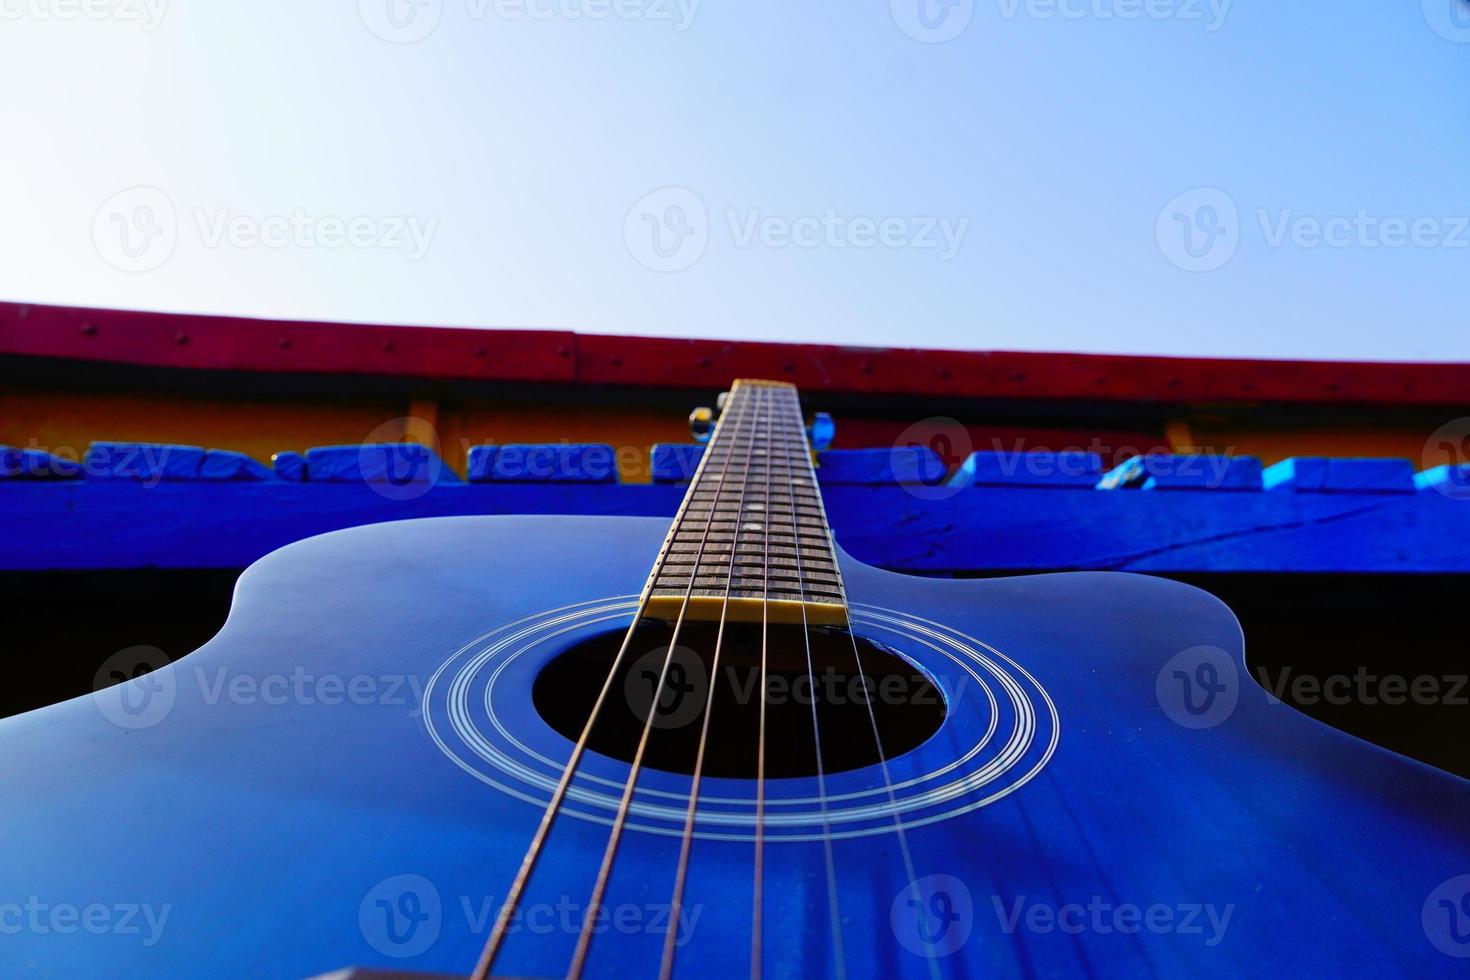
574;334;1470;406
0;302;575;384
2;300;1467;407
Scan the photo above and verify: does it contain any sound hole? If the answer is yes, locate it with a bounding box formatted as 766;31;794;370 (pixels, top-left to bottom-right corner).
533;620;946;779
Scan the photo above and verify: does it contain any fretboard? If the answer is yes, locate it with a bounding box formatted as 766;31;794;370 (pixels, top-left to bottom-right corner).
643;380;847;627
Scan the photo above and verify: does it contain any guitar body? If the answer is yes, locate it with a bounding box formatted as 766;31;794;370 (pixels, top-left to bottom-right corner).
3;514;1466;978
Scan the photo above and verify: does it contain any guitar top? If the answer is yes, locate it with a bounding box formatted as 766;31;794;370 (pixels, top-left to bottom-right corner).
2;381;1467;978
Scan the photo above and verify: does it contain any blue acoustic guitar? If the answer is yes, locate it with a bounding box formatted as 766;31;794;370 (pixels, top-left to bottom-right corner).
3;380;1468;978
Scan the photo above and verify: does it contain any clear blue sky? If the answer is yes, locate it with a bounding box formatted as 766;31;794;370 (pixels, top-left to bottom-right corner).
2;1;1468;360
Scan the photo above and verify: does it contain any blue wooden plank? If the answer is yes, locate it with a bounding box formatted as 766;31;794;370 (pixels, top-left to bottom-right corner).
1263;457;1416;494
272;451;307;482
1414;462;1470;498
951;450;1102;488
817;447;947;485
198;450;275;481
0;483;682;571
1096;455;1147;490
1;446;82;479
82;442;206;481
465;445;496;482
7;478;1470;574
1144;455;1262;491
822;484;1470;574
651;443;704;482
1099;454;1263;491
471;444;617;483
304;443;461;485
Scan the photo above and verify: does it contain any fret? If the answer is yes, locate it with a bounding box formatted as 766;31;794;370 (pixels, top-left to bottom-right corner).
642;379;848;627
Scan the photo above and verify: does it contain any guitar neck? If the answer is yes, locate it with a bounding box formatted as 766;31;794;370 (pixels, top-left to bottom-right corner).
643;379;848;627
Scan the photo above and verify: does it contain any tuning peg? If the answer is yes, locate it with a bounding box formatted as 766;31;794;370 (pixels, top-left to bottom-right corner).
716;391;730;413
807;412;835;451
689;407;715;443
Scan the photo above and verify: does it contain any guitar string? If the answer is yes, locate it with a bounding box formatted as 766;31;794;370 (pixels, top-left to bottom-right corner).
470;603;652;979
565;388;757;978
818;483;945;980
749;388;773;980
470;388;746;980
656;387;763;980
778;393;847;979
